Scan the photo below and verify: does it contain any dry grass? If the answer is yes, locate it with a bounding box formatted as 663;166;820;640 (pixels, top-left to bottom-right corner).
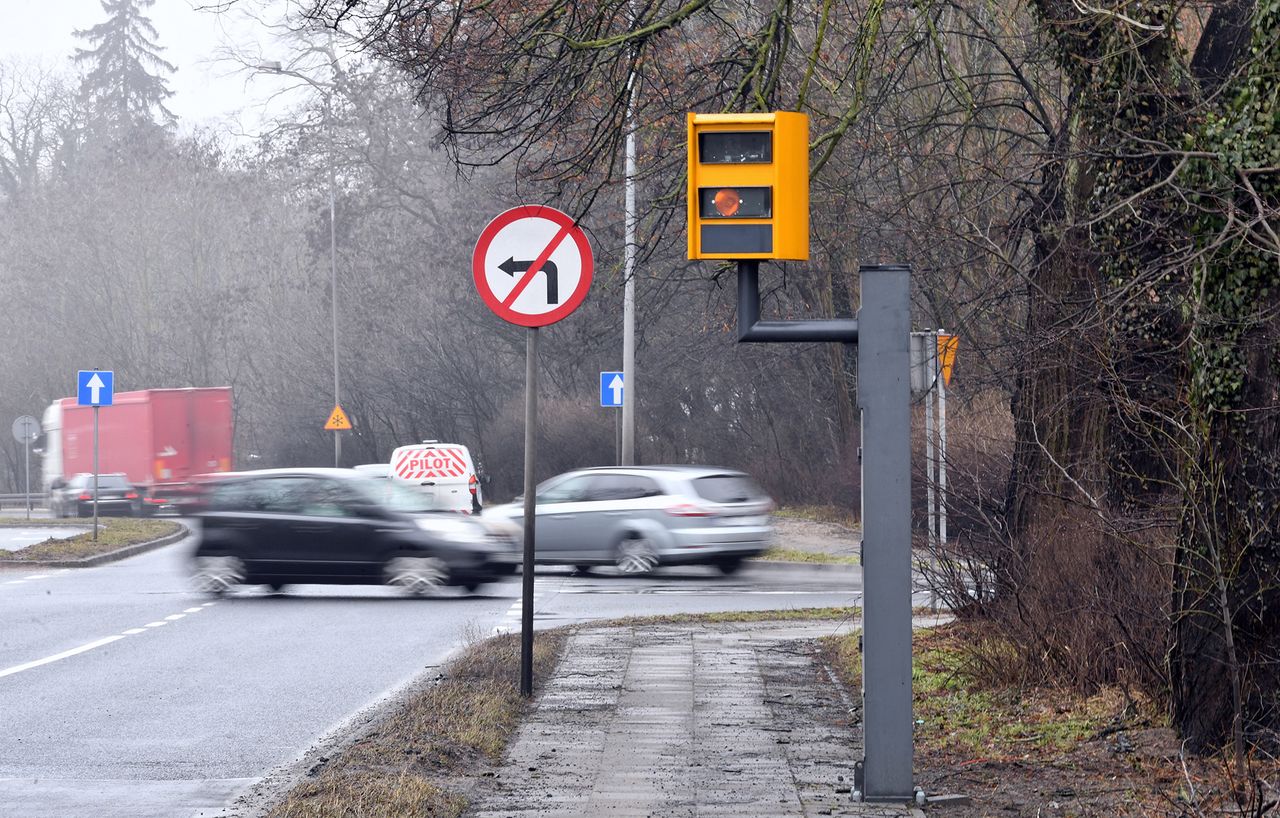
757;546;859;565
268;629;567;818
819;621;1280;816
823;623;1149;759
0;517;181;562
269;774;464;818
773;505;859;527
591;606;860;628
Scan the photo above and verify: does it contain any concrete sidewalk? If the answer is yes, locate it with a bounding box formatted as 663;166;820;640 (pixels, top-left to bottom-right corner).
469;620;929;818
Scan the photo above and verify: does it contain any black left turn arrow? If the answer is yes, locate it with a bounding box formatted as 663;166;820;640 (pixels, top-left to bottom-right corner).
499;256;559;304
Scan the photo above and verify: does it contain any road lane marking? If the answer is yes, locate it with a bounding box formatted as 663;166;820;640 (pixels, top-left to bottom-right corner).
494;577;566;633
183;607;204;613
0;601;218;680
0;569;68;589
0;635;125;679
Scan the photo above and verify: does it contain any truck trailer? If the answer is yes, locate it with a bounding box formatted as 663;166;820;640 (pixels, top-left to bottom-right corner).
42;387;233;513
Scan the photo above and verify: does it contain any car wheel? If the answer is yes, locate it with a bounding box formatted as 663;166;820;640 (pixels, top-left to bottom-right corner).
615;535;658;575
385;556;449;596
192;555;244;596
714;556;745;575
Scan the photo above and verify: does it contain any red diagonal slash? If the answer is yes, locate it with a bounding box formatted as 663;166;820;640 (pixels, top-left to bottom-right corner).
500;220;573;309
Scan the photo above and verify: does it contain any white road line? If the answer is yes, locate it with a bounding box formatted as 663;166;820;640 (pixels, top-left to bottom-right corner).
0;635;125;679
0;600;218;680
0;569;68;589
494;578;567;633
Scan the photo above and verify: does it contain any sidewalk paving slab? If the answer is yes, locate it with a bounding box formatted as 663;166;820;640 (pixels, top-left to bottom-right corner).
469;620;930;818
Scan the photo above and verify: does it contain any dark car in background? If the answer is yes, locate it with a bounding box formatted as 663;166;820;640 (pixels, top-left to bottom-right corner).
483;466;774;574
189;468;514;596
49;473;141;517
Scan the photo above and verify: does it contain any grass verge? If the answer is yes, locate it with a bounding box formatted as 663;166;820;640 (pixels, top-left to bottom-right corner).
268;629;567;818
592;605;860;628
0;517;181;562
756;546;859;565
773;504;859;527
819;621;1280;815
821;623;1147;760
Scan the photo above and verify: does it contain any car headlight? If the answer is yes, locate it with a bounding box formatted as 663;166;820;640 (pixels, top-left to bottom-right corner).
414;516;489;544
477;517;521;541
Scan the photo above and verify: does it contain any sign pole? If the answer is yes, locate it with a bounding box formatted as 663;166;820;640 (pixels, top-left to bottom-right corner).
521;327;539;697
93;405;100;541
924;334;936;550
937;329;948;549
24;435;31;520
471;203;592;699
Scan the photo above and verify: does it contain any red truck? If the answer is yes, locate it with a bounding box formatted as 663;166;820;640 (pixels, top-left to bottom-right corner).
41;387;234;514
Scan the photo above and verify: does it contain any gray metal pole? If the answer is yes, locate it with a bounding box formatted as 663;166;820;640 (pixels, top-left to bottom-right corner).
329;90;342;470
521;327;539;697
924;334;935;550
24;437;30;521
938;330;948;549
856;265;913;801
93;406;99;541
620;68;637;466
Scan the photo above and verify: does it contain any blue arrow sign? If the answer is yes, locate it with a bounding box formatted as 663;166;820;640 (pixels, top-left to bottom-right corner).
77;370;114;407
600;371;624;408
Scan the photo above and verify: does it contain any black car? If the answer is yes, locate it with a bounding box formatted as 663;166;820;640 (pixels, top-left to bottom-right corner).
50;473;141;518
190;468;512;596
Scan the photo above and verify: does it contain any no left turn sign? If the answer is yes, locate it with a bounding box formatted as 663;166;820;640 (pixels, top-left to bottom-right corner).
472;205;593;327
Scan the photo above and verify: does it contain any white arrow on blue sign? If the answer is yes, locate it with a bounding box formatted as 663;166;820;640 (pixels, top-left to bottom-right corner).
600;371;624;407
77;370;114;407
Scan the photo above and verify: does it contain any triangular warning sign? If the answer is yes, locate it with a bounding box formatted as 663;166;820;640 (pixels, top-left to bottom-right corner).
324;404;352;431
937;334;959;387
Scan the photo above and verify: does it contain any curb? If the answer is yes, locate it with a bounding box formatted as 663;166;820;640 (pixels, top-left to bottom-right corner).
748;558;861;572
0;523;190;569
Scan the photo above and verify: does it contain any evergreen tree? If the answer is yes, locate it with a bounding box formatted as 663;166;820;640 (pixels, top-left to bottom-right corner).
73;0;176;136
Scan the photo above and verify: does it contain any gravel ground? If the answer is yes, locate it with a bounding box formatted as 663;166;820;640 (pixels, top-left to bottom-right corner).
772;517;861;558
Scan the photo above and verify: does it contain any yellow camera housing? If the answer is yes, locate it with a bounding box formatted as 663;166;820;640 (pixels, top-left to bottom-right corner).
686;111;809;261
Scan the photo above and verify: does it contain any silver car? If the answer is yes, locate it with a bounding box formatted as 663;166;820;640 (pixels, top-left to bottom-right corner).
483;466;773;574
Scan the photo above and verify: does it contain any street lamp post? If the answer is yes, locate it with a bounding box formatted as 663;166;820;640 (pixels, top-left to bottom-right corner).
258;57;342;467
325;91;340;468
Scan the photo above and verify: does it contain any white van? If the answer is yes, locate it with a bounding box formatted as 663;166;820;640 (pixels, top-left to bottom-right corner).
387;441;483;514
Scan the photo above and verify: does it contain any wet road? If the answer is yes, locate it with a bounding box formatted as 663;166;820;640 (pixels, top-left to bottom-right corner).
0;534;869;817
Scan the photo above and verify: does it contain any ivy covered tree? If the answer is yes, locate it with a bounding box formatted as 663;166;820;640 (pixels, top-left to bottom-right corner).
73;0;176;138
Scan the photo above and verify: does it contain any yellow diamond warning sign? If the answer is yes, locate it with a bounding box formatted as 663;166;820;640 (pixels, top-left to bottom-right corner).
937;334;959;387
324;405;352;431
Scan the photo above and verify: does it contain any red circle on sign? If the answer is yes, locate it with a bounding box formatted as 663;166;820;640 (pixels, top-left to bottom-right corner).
472;205;594;327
